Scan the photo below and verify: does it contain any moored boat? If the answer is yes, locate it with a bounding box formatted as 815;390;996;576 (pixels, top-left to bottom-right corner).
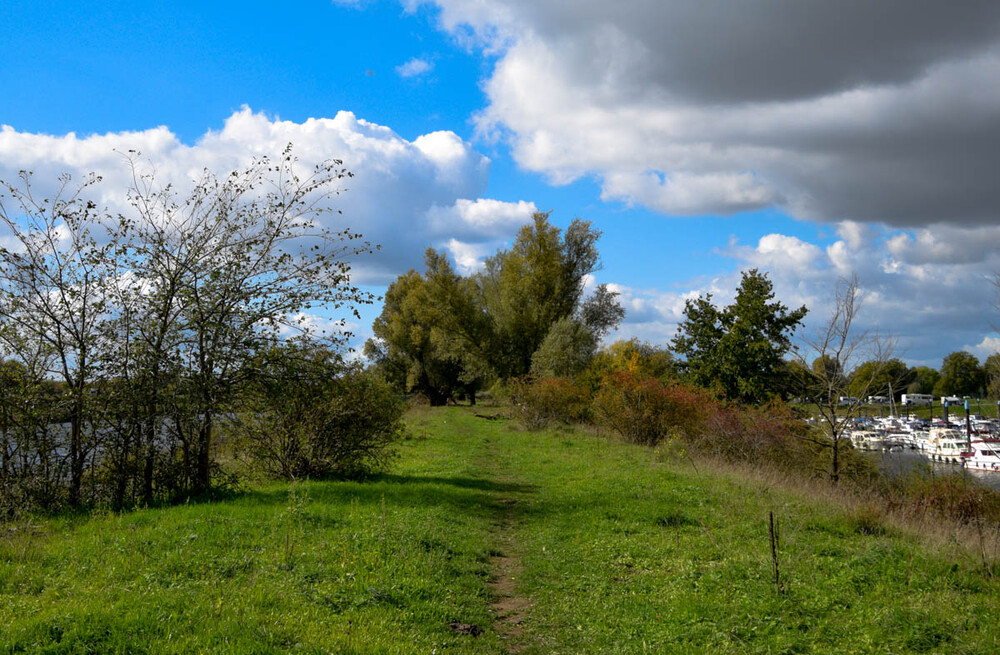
923;428;968;464
963;439;1000;472
849;430;886;451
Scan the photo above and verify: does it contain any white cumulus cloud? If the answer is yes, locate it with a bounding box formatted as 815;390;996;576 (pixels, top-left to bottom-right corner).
603;222;1000;367
396;57;434;78
0;107;534;284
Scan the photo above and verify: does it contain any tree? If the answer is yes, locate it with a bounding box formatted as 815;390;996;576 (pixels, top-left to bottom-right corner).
134;147;372;493
813;355;845;387
530;317;597;378
420;248;490;401
529;284;625;378
0;146;374;507
475;213;604;378
369;247;491;405
369;269;465;405
985;353;1000;399
0;171;115;507
848;358;912;403
670;295;724;391
907;366;940;395
0;358;60;513
795;275;893;484
579;284;626;339
584;339;676;388
672;269;807;404
377;213;620;386
933;351;985;398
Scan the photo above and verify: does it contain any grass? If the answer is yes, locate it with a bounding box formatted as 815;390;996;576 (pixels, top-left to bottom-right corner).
4;406;1000;652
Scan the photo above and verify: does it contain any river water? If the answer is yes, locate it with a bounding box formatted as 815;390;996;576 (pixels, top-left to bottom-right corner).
872;449;1000;492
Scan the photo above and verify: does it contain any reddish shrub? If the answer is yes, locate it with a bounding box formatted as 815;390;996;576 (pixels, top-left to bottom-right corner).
592;371;706;446
695;401;808;467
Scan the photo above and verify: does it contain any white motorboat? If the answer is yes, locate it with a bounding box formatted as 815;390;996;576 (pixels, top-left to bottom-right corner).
962;440;1000;472
849;430;886;451
923;428;969;464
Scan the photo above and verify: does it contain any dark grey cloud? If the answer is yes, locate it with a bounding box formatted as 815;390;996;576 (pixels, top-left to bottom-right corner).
427;0;1000;226
579;1;1000;104
461;0;1000;102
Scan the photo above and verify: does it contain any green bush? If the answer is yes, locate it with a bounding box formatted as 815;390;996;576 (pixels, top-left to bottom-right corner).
313;372;406;477
240;367;405;480
510;377;591;430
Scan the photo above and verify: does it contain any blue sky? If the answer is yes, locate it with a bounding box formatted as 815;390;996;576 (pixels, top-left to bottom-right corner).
3;1;1000;369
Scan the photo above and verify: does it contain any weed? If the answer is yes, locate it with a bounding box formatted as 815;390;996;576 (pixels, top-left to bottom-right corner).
849;502;887;536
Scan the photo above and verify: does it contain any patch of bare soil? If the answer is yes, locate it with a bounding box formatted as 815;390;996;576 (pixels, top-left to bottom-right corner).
488;497;532;653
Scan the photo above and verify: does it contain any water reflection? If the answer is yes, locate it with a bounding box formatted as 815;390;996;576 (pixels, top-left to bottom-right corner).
873;448;1000;492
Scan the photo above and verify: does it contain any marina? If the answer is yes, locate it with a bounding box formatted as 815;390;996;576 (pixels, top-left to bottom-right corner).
844;409;1000;491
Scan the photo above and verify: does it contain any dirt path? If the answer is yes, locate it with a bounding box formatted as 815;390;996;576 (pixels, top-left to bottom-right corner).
488;499;531;652
482;440;533;653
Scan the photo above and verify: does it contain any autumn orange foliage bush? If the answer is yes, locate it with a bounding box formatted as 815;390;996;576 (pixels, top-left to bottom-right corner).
511;368;1000;529
592;371;706;446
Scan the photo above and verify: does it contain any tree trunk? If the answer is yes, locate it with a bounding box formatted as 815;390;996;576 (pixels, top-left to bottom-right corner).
69;406;82;508
0;423;8;480
195;412;213;493
427;390;449;406
831;436;840;485
142;417;156;503
111;427;131;511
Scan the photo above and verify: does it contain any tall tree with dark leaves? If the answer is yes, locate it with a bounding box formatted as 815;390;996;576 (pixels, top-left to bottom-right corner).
673;269;807;404
933;351;985;398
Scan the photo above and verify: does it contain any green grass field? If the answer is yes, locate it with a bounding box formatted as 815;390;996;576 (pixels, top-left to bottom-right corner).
4;406;1000;653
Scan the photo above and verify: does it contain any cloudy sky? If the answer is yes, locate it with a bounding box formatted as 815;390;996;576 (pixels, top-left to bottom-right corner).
2;0;999;368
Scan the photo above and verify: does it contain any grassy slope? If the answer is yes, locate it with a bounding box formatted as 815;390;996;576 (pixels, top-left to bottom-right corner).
2;406;1000;653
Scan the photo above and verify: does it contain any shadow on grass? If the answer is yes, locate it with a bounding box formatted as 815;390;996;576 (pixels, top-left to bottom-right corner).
369;473;536;494
232;473;541;521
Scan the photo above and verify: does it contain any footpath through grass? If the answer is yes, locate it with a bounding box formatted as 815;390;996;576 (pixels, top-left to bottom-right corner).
4;406;1000;653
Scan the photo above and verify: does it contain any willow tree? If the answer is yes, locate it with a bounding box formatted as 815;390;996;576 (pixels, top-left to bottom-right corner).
475;213;603;378
369;269;466;405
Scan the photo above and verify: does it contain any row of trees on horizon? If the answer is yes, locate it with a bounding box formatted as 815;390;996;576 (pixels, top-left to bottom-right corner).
368;215;1000;410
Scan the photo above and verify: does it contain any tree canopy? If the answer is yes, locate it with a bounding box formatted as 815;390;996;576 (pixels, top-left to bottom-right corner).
907;366;941;395
933;351;985;397
672;269;807;404
367;259;482;406
370;212;623;400
848;358;912;400
986;353;1000;399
